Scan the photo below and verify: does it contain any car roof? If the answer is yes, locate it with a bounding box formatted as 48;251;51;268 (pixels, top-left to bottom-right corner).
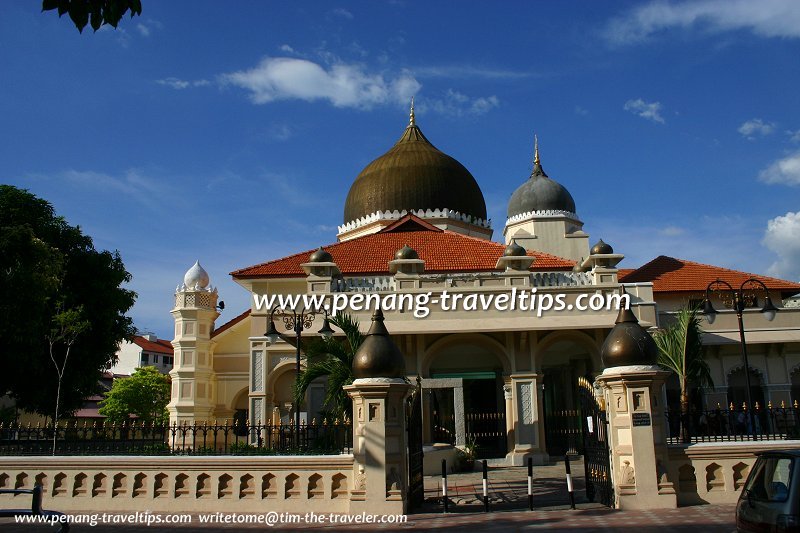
755;449;800;458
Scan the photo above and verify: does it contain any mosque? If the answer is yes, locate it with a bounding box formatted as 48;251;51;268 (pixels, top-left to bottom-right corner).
167;106;800;464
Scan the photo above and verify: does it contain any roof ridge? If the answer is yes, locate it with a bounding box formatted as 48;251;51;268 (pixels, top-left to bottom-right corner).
380;213;443;233
212;308;251;337
621;254;800;291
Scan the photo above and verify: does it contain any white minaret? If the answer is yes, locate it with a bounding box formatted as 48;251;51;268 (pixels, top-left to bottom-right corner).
167;261;219;424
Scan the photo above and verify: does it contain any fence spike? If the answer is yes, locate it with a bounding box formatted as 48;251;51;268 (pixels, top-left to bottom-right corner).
742;402;748;411
716;402;721;409
781;400;786;409
767;400;772;410
794;400;799;409
730;402;735;411
755;402;760;411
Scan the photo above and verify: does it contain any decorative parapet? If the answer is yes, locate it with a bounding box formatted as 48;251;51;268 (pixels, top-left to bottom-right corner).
0;455;354;513
334;271;591;292
505;209;580;226
338;208;492;234
666;441;800;506
336;276;397;292
174;289;217;309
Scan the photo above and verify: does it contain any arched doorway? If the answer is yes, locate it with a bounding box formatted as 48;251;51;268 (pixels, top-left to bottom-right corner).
231;387;249;436
423;335;509;458
538;334;599;457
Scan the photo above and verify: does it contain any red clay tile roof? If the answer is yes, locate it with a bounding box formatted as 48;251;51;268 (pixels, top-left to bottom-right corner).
232;215;575;279
617;268;635;279
132;336;173;354
619;255;800;297
213;309;251;337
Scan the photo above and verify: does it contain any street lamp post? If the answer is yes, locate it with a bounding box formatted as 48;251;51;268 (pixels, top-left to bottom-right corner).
702;277;778;439
264;306;335;447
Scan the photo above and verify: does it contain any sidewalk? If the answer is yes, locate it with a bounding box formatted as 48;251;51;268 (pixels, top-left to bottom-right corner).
422;459;588;510
0;459;738;531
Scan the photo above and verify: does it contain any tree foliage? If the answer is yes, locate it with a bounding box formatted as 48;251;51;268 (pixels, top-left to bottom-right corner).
47;304;90;453
42;0;142;33
653;306;714;415
0;185;136;418
99;366;170;424
293;313;363;422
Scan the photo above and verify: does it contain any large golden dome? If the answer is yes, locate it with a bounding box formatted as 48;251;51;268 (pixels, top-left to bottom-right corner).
343;113;487;225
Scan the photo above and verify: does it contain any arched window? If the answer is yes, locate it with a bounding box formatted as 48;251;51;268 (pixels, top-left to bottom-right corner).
727;367;765;409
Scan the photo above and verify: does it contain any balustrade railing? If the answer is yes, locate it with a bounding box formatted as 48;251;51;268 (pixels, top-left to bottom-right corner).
665;401;800;444
0;419;352;456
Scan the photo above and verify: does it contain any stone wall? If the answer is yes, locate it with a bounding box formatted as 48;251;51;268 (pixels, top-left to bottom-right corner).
666;440;800;506
0;455;354;513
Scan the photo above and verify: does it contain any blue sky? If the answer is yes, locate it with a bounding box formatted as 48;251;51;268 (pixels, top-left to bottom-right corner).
2;0;799;338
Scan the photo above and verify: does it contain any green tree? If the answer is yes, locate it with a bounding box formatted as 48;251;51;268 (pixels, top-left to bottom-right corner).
0;185;136;418
653;306;713;440
47;304;90;453
42;0;142;33
293;313;363;422
99;366;170;424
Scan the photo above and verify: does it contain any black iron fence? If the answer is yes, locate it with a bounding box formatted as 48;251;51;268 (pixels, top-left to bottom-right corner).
665;402;800;444
0;420;352;456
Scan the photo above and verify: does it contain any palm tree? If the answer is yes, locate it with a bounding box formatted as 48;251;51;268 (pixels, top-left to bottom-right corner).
653;305;713;442
293;313;363;422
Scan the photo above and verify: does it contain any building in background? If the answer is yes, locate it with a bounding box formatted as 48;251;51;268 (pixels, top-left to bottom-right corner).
112;334;174;376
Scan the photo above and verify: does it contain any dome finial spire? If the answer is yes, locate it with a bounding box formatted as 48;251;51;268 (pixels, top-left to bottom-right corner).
534;133;540;166
409;96;416;126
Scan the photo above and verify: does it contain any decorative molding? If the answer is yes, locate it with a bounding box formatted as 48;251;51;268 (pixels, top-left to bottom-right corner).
338;208;492;234
520;382;533;424
505;209;581;226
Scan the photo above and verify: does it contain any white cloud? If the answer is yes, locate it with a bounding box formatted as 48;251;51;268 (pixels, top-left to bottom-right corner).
221;57;420;109
574;105;589;116
267;123;293;142
623;98;665;123
738;118;775;139
758;151;800;185
660;225;685;237
604;0;800;45
279;44;296;54
763;211;800;280
787;129;800;142
45;169;168;208
421;90;500;117
329;7;354;20
412;65;530;80
156;77;210;90
135;19;162;37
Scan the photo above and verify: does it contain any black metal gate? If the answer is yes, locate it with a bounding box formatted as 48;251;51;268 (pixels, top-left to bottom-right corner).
577;376;614;507
406;377;424;512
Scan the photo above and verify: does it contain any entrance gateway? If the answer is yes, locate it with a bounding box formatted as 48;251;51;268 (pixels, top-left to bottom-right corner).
578;376;614;507
422;373;507;459
406;378;424;511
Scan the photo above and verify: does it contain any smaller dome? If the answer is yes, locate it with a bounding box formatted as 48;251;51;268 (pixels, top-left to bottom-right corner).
507;138;576;218
591;239;613;255
395;244;419;260
183;260;210;289
309;247;333;263
353;309;406;379
601;306;658;368
503;240;527;257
